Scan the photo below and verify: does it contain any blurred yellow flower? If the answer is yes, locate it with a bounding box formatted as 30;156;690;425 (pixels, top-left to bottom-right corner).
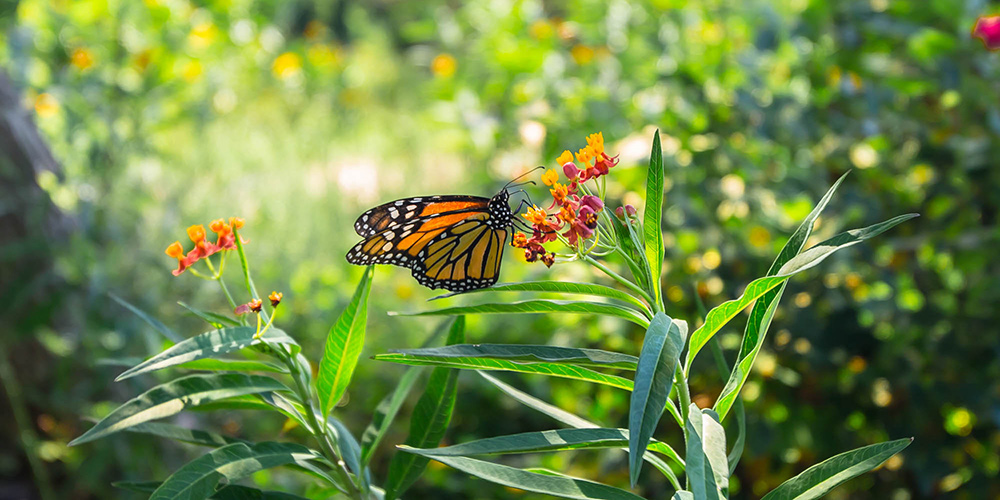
585;132;604;155
570;45;594;64
748;225;770;248
34;93;59;117
431;53;456;78
181;60;203;82
307;44;339;69
70;47;94;70
272;52;303;79
529;20;554;40
188;22;217;50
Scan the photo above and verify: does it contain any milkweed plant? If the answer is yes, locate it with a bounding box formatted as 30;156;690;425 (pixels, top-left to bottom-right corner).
72;131;916;500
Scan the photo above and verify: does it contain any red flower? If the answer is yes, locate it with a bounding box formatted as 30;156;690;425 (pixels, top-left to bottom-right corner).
973;15;1000;50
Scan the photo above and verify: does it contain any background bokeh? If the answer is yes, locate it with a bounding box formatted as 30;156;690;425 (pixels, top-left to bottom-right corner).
2;0;998;498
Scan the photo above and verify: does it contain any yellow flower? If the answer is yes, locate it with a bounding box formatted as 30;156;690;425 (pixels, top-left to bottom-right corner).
272;52;302;80
181;60;203;82
70;48;94;70
541;168;558;186
586;132;604;155
431;54;457;78
556;150;574;165
34;93;59;117
165;241;184;259
571;45;595;64
575;146;593;165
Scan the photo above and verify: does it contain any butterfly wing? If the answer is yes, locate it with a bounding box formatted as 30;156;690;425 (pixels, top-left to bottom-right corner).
353;195;490;237
346;196;508;292
409;214;508;291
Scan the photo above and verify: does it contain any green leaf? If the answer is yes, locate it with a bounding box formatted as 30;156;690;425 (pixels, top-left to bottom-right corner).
109;292;182;343
115;327;298;381
644;130;664;305
761;438;912;500
477;372;682;489
317;266;374;418
708;337;744;475
392;299;650;328
382;344;638;370
188;394;275;413
178;301;240;328
115;481;313;499
360;320;451;465
406;427;681;461
69;374;287;446
384;316;464;500
175;358;288;374
686;213;918;376
397;450;643;500
125;422;247;447
685;405;728;500
713;214;917;420
628;313;686;486
609;208;653;293
149;442;322;500
376;351;634;391
671;491;693;500
328;416;370;493
431;281;651;314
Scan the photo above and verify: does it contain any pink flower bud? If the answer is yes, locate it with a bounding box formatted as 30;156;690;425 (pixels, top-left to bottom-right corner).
563;162;580;180
973;15;1000;50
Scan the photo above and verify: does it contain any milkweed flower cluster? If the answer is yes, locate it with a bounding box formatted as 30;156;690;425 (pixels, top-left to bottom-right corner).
512;132;617;265
165;217;245;276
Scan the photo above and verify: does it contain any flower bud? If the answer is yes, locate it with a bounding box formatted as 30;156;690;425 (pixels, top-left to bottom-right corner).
268;291;283;307
187;225;206;243
165;241;184;259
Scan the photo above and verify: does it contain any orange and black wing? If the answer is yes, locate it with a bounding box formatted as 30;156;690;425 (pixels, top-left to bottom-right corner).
353;195;489;237
346;196;507;291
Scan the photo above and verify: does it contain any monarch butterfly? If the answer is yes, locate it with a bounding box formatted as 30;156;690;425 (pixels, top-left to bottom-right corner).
345;175;535;292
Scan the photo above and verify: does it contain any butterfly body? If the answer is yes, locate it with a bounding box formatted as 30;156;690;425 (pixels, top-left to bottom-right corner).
347;190;513;292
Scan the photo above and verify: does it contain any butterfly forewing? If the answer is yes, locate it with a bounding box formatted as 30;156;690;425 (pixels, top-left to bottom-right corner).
353;195;489;237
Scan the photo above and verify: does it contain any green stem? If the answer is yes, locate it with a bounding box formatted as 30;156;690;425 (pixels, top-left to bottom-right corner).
582;255;655;313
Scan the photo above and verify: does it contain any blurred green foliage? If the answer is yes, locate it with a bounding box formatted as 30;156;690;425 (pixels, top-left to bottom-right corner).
2;0;998;498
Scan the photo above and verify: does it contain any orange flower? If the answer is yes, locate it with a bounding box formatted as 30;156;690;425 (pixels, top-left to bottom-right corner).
268;291;283;307
165;241;184;259
558;204;577;224
556;150;574;166
541;168;559;186
249;298;263;312
209;218;228;234
187;224;207;243
575;147;593;165
523;205;548;225
512;232;529;248
230;217;245;230
550;182;570;205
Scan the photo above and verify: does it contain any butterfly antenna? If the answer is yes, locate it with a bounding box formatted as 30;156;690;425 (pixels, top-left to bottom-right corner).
502;166;544;191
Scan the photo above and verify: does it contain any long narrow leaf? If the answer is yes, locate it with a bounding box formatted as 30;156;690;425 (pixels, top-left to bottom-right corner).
114;482;310;499
761;438;912;500
149;442;322;500
376;353;634;391
125;422;247;447
713;214;916;420
384;316;465;499
609;214;653;292
178;301;240;328
317;266;374;418
382;344;638;370
115;327;297;381
686;405;728;500
399;450;643;500
109;292;182;342
432;281;651;314
686;213;917;374
478;372;681;488
175;358;288;374
393;299;649;328
69;374;287;446
628;313;685;486
328;417;370;493
643;130;664;305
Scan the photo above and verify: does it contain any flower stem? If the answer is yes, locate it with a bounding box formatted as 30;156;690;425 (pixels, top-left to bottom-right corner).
582;254;654;313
